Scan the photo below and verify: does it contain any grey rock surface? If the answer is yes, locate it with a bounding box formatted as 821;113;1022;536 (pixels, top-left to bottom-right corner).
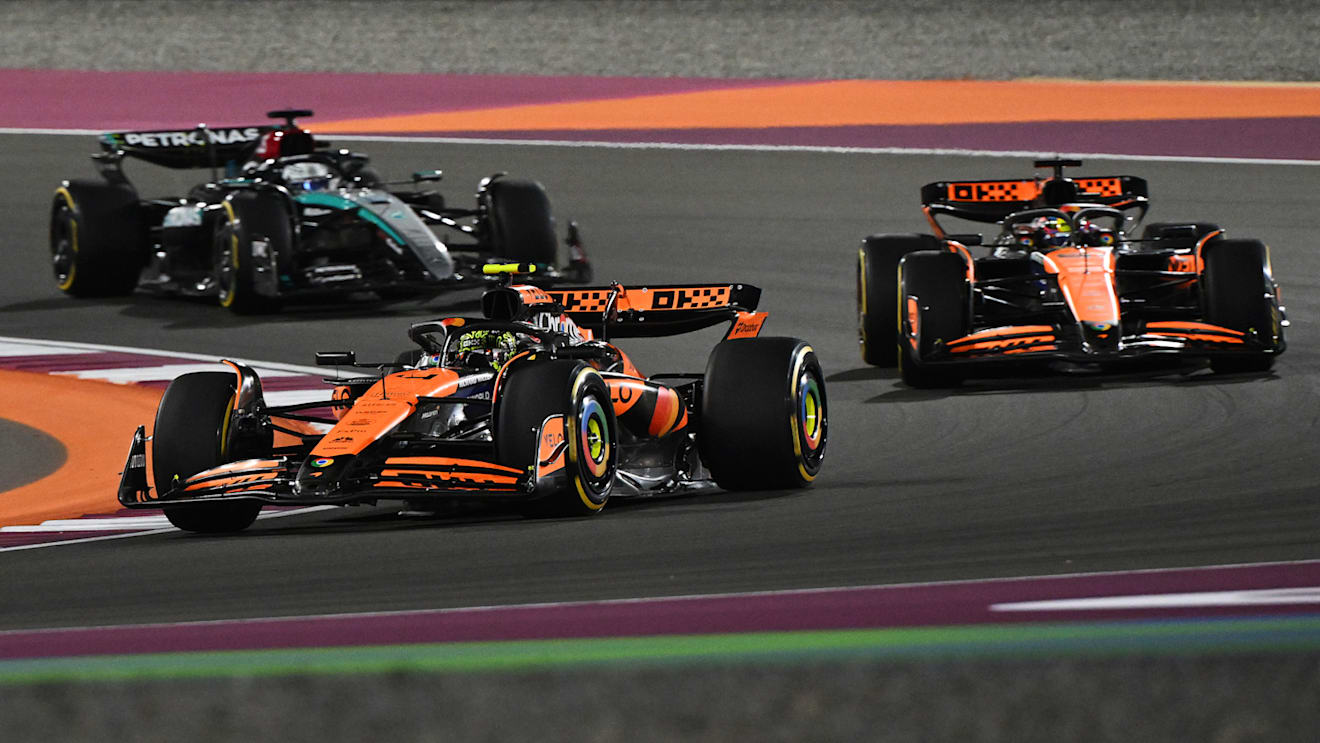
2;0;1316;80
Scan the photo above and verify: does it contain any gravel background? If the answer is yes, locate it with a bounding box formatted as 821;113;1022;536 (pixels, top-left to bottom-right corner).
2;0;1317;81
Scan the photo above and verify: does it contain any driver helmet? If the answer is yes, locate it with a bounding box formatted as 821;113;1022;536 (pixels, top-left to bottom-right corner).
1027;216;1072;248
415;352;444;369
451;329;519;371
1076;218;1117;247
281;161;336;192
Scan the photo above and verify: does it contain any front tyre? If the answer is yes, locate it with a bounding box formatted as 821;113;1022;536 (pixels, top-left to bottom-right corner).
700;337;827;490
152;372;262;533
213;192;289;314
496;360;617;516
898;251;969;388
1201;238;1281;374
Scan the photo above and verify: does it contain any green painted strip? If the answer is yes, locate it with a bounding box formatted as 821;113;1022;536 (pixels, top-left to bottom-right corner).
2;617;1318;685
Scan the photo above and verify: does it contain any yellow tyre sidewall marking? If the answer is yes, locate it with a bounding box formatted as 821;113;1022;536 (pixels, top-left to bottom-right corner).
787;345;818;483
218;201;239;308
857;248;868;354
54;188;79;291
568;368;607;511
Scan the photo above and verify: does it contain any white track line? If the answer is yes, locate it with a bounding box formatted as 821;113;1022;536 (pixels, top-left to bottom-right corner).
0;507;337;552
992;587;1320;611
52;364;303;383
0;336;324;376
1;556;1317;633
2;127;1316;166
265;389;332;406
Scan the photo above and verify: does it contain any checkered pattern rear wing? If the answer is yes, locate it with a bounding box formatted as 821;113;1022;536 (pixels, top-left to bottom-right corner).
920;175;1149;224
547;283;761;338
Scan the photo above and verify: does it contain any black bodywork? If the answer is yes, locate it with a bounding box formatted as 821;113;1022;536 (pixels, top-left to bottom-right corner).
50;109;590;310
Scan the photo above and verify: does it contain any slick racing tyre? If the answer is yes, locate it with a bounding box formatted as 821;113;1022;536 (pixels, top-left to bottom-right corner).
898;251;969;389
496;360;617;516
213;192;290;314
1140;222;1222;251
49;179;146;297
152;372;263;533
1201;238;1279;374
700;337;827;490
858;234;940;366
483;177;558;266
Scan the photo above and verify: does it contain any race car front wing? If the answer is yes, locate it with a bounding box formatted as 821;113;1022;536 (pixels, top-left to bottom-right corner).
117;424;570;508
925;320;1282;366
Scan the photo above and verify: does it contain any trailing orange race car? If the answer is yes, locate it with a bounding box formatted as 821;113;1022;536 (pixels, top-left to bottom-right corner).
118;265;827;532
857;159;1286;387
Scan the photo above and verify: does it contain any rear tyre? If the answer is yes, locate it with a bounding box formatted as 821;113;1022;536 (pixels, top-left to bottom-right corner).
483;178;558;266
700;337;827;490
49;180;146;297
858;234;939;366
213;192;289;314
152;372;262;533
1201;238;1279;374
898;251;969;388
496;360;617;516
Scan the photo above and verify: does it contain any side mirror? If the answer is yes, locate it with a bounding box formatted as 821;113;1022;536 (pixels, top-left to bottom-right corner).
316;351;357;366
946;233;983;246
412;170;443;183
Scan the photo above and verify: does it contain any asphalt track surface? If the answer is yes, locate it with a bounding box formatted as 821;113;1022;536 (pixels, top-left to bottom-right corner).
1;133;1318;632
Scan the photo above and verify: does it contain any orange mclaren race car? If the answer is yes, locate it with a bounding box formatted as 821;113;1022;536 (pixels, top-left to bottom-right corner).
857;159;1286;387
118;266;827;532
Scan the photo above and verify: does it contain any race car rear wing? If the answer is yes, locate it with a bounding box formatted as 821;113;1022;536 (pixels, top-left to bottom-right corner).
921;175;1149;224
98;125;275;169
547;283;764;339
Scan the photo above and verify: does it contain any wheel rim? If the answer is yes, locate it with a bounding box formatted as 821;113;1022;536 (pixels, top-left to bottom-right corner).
213;220;238;307
52;207;77;289
578;394;611;481
797;371;824;454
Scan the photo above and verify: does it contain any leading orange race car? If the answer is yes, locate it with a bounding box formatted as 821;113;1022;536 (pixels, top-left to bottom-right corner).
118;265;827;532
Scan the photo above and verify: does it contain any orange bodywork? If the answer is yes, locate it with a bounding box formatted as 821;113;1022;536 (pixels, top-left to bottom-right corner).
646;386;684;437
607;377;648;416
605;377;688;438
1145;320;1244;335
512;285;555;307
947;325;1058;355
312;369;462;457
536;415;567;477
1144;320;1245;344
1039;247;1119;326
726;311;767;339
376;456;523;490
183;458;283;491
382;456;521;474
